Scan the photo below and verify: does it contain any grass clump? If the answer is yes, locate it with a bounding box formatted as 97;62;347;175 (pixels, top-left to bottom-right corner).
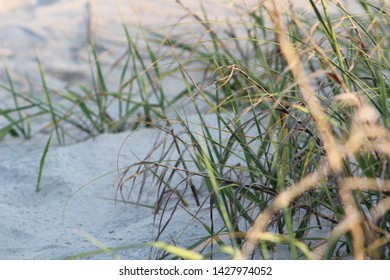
116;0;390;259
0;5;173;144
1;0;389;260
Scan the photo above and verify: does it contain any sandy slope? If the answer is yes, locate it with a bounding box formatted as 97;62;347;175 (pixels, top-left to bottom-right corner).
0;0;263;259
0;0;367;259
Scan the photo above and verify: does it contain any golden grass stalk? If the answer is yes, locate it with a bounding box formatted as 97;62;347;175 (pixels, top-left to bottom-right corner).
264;0;343;174
241;0;390;259
242;0;342;258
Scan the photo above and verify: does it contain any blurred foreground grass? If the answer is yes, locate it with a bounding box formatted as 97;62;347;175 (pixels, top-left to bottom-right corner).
1;0;389;259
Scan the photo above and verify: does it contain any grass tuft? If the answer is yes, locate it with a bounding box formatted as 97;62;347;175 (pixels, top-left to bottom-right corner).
117;0;390;259
1;0;389;259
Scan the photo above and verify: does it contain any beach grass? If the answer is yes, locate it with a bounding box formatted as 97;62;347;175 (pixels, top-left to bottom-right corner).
1;0;389;259
116;0;390;259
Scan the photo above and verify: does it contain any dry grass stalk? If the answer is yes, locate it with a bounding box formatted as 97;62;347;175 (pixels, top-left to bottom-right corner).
241;0;390;259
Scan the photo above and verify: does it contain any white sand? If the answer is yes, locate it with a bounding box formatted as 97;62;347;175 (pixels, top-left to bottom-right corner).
0;0;263;260
0;0;367;259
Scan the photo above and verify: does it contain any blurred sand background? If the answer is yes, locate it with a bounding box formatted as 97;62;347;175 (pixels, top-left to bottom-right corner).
0;0;369;259
0;0;265;260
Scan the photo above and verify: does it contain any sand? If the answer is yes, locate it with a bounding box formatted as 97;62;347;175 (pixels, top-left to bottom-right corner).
0;0;368;259
0;0;264;260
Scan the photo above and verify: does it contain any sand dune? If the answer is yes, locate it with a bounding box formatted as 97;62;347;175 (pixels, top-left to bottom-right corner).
0;0;262;259
0;0;369;259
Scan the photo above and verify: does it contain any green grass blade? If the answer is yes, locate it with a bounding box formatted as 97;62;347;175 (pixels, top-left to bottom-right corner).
36;132;53;192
